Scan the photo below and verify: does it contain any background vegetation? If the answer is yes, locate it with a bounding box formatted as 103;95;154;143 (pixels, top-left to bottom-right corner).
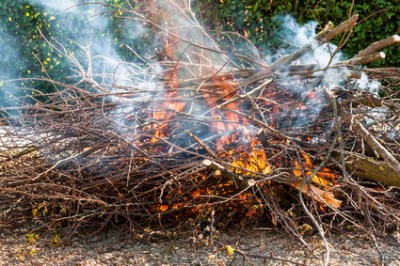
195;0;399;66
0;0;398;102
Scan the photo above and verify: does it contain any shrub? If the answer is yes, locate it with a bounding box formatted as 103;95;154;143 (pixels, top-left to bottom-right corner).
195;0;400;67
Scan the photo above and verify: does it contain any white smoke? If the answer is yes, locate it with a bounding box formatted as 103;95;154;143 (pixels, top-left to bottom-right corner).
265;16;318;64
281;15;317;47
32;0;79;12
268;15;383;96
17;2;383;135
23;0;158;137
262;16;355;129
356;72;381;95
0;28;24;110
29;0;138;87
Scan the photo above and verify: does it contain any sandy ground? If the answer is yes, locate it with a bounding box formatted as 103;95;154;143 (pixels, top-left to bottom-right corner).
1;226;400;266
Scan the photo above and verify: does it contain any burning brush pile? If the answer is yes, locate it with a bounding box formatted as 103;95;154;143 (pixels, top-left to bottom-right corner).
1;0;400;243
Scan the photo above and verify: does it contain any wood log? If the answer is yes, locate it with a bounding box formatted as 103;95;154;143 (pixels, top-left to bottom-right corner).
342;153;400;187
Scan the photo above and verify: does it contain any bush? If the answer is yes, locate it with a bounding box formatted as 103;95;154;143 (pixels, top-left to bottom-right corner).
195;0;400;67
0;0;398;108
0;1;72;98
0;0;163;105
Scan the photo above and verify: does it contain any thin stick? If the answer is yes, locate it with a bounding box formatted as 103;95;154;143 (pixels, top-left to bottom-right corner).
339;106;400;175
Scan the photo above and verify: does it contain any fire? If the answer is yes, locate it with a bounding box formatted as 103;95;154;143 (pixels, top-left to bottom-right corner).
228;138;271;176
139;0;341;215
293;153;336;188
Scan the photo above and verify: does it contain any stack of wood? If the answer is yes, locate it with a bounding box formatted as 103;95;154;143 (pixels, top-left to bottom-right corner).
1;1;399;241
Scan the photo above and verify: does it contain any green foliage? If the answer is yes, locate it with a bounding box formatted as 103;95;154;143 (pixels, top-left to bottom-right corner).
195;0;400;67
0;0;158;105
0;0;398;109
0;0;82;106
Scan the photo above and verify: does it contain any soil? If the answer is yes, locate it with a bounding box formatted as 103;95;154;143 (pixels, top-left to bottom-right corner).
1;226;399;266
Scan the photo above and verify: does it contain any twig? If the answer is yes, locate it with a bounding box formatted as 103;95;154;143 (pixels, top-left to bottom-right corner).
339;105;400;175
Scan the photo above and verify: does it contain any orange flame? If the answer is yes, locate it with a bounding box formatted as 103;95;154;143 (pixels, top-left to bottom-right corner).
140;0;341;213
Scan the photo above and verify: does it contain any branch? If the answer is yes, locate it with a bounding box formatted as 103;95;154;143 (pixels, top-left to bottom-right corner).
341;52;386;66
202;159;255;188
355;35;400;58
316;14;359;43
339;106;400;176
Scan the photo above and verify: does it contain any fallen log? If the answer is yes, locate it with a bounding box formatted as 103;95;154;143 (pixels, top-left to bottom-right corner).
342;153;400;187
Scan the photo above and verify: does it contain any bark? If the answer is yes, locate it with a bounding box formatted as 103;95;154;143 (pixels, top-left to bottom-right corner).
343;153;400;187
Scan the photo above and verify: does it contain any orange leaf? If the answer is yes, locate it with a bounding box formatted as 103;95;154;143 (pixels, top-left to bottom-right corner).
245;208;257;218
159;205;169;212
192;190;201;198
293;160;302;177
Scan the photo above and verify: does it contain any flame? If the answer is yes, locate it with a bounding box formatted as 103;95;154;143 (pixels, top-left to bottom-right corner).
139;0;341;215
290;154;341;207
157;204;169;212
228;138;271;176
293;153;336;188
192;190;201;198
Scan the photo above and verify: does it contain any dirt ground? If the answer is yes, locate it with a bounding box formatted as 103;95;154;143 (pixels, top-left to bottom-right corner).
1;226;400;266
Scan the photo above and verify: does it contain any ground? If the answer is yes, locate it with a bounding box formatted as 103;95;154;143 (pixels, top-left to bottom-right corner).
1;226;399;266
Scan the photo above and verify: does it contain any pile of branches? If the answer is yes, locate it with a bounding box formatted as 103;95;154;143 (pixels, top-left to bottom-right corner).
1;0;399;249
